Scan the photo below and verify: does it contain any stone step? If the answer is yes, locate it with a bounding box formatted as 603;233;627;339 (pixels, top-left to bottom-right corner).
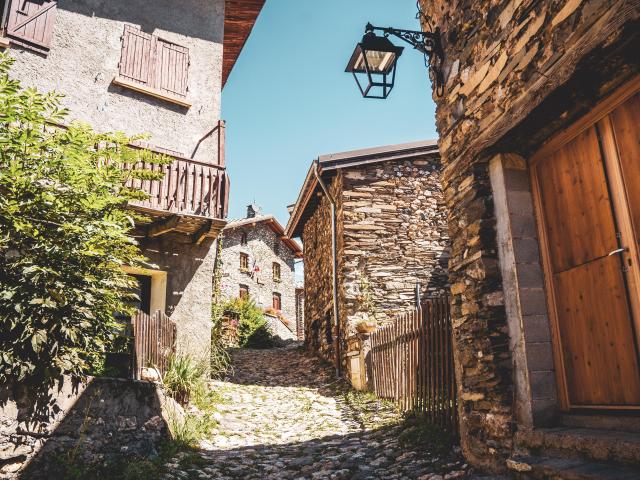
515;427;640;466
507;455;640;480
560;413;640;433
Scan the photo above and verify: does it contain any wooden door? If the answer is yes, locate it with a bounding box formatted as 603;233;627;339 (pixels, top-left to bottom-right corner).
531;79;640;410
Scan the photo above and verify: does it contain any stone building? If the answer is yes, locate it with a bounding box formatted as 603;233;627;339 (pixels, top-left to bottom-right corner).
219;205;303;329
286;140;449;372
0;0;264;360
415;0;640;476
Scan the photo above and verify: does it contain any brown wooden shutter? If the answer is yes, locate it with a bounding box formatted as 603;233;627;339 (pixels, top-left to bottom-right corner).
6;0;58;54
156;38;189;98
118;25;189;99
119;25;155;87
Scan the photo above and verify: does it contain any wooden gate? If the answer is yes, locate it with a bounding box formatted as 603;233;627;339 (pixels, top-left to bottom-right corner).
369;297;458;434
131;310;176;380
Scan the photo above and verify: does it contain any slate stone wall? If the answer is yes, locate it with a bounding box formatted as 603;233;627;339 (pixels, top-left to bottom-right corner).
0;377;170;479
418;0;639;472
302;174;344;364
302;156;449;368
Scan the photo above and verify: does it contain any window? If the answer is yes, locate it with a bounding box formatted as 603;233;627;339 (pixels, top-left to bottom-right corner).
272;292;281;311
113;25;191;107
240;252;249;272
240;231;248;246
239;284;249;300
272;262;281;282
5;0;58;55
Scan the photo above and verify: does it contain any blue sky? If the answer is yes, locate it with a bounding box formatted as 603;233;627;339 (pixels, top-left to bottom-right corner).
222;0;437;226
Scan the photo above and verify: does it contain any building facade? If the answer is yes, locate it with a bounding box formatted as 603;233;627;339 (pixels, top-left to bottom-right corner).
0;0;264;360
286;140;449;371
418;0;640;475
219;205;303;328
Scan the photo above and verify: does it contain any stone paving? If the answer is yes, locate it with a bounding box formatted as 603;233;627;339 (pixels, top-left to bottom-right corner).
163;344;480;480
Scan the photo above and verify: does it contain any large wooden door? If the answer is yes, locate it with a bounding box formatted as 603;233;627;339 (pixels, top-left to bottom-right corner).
531;79;640;410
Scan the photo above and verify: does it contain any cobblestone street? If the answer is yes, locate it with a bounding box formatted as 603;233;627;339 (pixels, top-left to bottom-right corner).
163;345;478;480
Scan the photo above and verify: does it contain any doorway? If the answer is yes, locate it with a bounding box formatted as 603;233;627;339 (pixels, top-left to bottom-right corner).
530;78;640;410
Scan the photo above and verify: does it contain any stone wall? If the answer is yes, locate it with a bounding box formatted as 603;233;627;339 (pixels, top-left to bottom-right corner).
419;0;639;472
264;314;296;341
302;174;344;365
219;222;297;324
341;156;449;337
0;377;170;479
6;0;224;163
302;156;449;370
140;234;217;362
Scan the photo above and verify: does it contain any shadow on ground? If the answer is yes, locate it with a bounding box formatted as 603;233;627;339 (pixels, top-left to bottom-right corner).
166;421;474;480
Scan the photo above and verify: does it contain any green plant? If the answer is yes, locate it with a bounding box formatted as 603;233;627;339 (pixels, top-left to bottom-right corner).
223;297;268;347
210;238;231;378
162;355;207;405
0;53;170;388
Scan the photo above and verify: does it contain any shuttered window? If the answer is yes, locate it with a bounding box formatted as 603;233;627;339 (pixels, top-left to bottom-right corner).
272;292;281;311
272;262;281;282
240;253;249;272
5;0;58;54
114;25;190;107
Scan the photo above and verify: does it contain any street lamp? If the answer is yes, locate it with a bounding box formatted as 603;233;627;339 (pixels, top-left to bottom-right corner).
345;27;404;99
345;22;444;99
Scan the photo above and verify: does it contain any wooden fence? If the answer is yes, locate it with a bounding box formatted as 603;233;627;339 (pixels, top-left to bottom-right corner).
131;310;177;380
369;296;458;434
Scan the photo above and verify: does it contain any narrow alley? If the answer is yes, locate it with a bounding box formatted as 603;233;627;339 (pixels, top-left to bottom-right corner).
162;345;475;480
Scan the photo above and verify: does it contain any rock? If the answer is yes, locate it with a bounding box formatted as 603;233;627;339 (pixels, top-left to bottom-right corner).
159;347;471;480
140;367;161;383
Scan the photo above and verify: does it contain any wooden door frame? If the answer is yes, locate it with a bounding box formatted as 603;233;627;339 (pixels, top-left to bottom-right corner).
529;76;640;411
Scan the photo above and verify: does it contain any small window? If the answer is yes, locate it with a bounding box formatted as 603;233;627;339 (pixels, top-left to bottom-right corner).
239;284;249;300
114;25;190;107
5;0;58;55
272;292;281;311
240;231;248;246
272;262;281;282
240;253;249;272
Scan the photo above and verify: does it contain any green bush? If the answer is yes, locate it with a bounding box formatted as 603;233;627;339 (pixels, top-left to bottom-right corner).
223;298;268;347
0;53;169;387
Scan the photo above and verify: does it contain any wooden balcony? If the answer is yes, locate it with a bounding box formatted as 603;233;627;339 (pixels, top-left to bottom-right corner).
128;155;229;242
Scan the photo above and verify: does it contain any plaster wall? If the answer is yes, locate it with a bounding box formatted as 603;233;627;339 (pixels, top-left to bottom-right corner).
140;234;217;362
6;0;224;163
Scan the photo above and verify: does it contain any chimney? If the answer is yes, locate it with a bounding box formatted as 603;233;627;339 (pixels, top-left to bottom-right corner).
247;204;261;218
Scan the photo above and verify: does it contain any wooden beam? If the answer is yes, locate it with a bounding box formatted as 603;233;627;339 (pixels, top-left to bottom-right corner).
194;220;213;245
147;215;180;238
112;76;192;108
194;218;227;245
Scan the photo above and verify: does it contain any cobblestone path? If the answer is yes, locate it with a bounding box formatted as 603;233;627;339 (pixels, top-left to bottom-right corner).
164;345;476;480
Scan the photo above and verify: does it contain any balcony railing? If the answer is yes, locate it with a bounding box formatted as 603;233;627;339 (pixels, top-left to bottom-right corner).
127;156;229;219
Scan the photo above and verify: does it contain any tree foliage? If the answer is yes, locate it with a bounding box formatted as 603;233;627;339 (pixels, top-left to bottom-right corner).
0;53;170;385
